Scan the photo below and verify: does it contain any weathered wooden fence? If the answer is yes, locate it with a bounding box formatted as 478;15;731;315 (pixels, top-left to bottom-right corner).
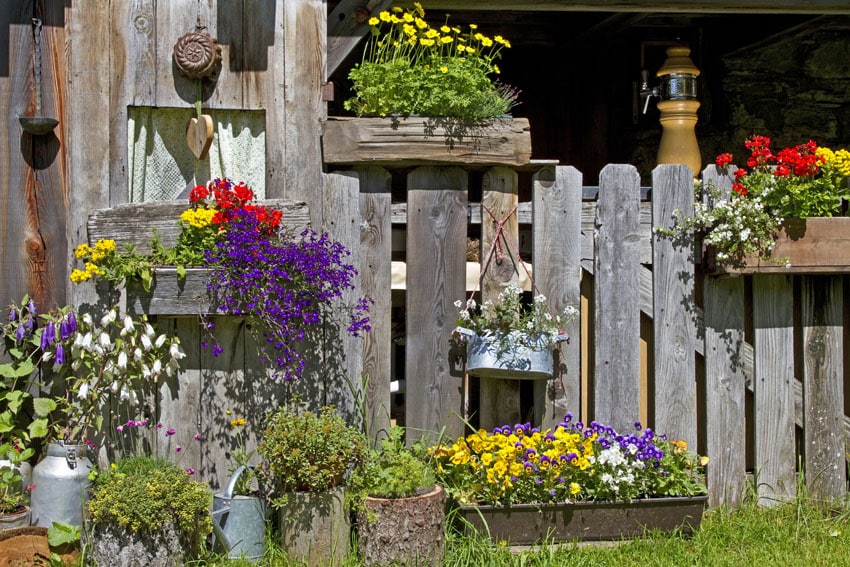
85;160;849;508
347;160;850;510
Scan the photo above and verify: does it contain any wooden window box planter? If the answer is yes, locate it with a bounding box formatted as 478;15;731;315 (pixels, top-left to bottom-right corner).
455;495;708;545
321;116;532;167
124;267;216;316
703;217;850;276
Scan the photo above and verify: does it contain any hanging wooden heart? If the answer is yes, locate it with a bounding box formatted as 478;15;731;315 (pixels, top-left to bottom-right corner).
187;114;214;159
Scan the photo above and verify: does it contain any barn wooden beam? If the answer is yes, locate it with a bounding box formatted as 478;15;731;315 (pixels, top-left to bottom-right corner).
328;0;394;77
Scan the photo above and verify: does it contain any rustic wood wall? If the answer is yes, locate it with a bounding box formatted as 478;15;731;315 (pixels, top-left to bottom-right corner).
1;0;67;312
64;0;327;312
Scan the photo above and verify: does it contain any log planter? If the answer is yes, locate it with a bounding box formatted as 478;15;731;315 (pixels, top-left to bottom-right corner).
356;484;446;567
321;116;532;167
454;495;708;545
703;217;850;276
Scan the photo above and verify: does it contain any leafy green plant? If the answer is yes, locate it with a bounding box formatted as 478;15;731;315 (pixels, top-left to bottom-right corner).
5;299;185;445
0;296;56;513
345;2;518;121
87;456;213;548
257;400;366;507
658;135;850;267
348;425;435;504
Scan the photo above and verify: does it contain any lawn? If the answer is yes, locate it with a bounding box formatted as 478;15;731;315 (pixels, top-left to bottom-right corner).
201;489;850;567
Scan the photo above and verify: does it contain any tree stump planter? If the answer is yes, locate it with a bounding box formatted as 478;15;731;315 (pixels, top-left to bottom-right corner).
703;217;850;276
88;522;190;567
357;484;446;567
279;487;350;566
455;495;708;545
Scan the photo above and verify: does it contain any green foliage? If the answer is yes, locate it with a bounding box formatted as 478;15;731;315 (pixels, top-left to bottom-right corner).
345;3;518;122
348;425;435;505
88;456;213;541
257;401;366;507
47;521;81;547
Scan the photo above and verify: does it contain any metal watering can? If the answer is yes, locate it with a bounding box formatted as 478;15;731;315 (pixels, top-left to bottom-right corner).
212;465;267;561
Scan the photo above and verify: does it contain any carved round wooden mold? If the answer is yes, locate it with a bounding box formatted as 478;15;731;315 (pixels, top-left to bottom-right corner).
173;31;222;80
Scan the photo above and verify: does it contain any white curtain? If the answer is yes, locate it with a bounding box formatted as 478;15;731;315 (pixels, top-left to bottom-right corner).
128;107;267;202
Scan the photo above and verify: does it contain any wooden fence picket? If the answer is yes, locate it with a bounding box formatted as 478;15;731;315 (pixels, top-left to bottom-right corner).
651;164;698;449
405;166;468;441
533;165;583;428
593;164;642;433
752;274;796;505
801;275;846;502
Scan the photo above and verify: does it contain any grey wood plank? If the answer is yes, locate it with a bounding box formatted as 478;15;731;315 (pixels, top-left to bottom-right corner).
356;166;393;441
283;0;325;218
702;164;747;509
752;274;796;505
66;2;112;310
321;172;364;425
87;199;310;253
478;167;522;431
533;165;582;428
801;275;846;502
651;164;697;448
405;167;467;442
593;164;641;433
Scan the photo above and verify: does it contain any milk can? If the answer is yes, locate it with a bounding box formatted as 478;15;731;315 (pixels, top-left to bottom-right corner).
212;465;266;561
29;442;93;527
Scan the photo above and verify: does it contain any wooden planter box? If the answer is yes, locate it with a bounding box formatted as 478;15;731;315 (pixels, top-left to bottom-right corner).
703;217;850;276
125;267;216;316
455;495;708;545
321;116;532;167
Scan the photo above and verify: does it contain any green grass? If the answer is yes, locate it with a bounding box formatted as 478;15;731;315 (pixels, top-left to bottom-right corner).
193;492;850;567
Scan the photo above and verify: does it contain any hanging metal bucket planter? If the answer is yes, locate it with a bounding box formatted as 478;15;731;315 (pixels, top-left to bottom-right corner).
458;327;565;380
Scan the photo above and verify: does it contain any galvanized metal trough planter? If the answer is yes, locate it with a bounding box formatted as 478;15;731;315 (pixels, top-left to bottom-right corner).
455;495;708;545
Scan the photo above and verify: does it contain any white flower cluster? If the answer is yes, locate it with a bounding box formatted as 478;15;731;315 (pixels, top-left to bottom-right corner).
595;445;646;497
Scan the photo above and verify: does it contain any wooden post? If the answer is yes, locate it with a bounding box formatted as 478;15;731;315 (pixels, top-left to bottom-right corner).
478;167;521;431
